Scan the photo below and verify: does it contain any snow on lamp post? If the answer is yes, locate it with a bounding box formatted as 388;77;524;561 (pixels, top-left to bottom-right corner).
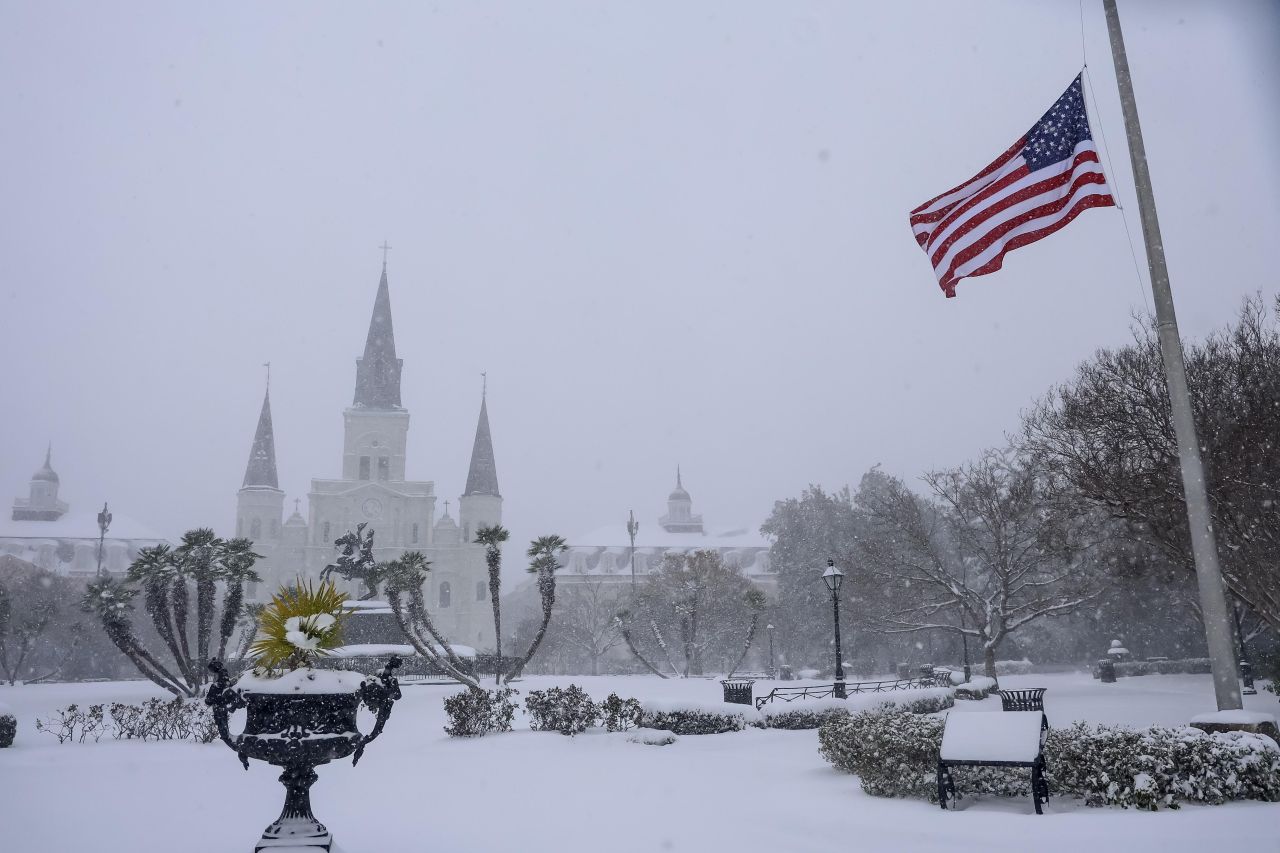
822;559;846;699
95;502;112;577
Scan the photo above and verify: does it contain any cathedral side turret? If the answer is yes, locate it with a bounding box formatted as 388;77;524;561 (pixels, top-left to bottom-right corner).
234;257;497;651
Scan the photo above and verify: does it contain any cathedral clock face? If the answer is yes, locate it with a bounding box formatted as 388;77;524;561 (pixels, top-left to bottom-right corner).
361;497;384;519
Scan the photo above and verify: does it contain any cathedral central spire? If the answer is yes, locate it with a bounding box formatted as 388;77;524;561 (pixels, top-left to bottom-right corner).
464;390;500;497
353;263;403;409
242;385;280;489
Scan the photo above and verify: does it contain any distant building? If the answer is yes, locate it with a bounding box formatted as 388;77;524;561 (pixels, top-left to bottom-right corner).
1;448;167;575
235;259;499;651
557;470;775;596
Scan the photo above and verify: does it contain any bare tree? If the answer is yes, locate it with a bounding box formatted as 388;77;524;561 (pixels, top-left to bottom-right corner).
855;451;1100;679
555;575;624;675
1024;296;1280;632
619;550;762;677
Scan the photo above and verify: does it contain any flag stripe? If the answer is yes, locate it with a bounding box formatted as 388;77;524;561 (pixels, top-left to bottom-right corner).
909;137;1026;220
930;147;1105;276
944;175;1114;285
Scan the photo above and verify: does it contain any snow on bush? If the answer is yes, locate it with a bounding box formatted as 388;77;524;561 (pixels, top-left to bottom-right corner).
35;703;107;744
954;676;998;700
1112;658;1211;677
995;659;1033;676
524;685;600;736
443;687;517;737
0;701;14;748
762;688;954;730
637;698;762;735
627;728;678;746
819;707;1280;809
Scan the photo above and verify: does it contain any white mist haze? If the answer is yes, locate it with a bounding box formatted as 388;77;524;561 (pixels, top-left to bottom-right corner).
2;0;1277;572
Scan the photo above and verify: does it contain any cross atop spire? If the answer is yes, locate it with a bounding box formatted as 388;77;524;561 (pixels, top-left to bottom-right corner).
379;240;392;269
352;262;404;409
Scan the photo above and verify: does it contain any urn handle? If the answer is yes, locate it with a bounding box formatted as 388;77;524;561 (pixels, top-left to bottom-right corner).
352;655;403;766
206;659;249;768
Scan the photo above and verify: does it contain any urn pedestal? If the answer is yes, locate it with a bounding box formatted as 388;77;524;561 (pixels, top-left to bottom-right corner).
207;659;401;852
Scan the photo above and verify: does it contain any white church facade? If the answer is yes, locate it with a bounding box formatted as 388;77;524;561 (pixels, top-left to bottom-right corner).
235;261;500;652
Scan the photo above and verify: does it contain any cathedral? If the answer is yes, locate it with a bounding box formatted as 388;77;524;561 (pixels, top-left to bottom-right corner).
235;260;499;652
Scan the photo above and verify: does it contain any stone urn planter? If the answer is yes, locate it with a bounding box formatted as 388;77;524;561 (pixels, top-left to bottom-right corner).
206;657;401;852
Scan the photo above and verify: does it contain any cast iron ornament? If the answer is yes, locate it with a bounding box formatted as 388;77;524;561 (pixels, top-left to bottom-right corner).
206;657;402;852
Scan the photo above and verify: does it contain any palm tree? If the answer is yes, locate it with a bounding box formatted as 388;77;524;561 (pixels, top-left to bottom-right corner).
474;524;509;682
504;535;567;682
217;537;262;663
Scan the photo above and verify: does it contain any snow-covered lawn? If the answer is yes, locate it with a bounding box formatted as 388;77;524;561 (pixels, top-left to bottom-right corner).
0;672;1276;853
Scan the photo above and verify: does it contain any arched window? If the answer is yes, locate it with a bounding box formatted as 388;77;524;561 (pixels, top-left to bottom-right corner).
378;457;390;481
322;522;331;543
250;518;262;539
476;581;486;601
439;582;451;609
359;457;371;480
411;523;419;544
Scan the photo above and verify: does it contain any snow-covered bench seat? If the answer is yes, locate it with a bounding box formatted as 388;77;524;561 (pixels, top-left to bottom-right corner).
937;710;1050;814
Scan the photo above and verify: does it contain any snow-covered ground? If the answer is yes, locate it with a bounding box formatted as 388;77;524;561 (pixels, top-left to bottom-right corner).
1;672;1276;853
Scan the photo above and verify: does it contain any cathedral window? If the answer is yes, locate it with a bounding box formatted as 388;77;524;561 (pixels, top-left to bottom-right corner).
476;581;486;601
378;456;389;481
411;523;419;544
439;582;451;609
359;457;371;480
250;518;262;539
322;521;331;543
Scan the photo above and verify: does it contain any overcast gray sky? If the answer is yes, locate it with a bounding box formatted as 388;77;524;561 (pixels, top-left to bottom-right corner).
2;1;1277;564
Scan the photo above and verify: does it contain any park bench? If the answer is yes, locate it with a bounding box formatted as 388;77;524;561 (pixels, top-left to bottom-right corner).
753;674;943;710
937;709;1050;814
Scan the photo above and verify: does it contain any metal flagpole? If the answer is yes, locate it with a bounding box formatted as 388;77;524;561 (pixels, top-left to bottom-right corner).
1102;0;1241;711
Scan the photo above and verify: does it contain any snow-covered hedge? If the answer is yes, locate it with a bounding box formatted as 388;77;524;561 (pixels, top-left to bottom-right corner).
0;701;14;748
637;698;762;735
819;706;1280;809
443;687;517;737
524;685;600;736
995;659;1033;676
1112;658;1211;678
762;688;954;730
954;676;998;700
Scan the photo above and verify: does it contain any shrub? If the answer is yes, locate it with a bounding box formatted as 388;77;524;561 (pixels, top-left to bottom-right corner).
628;728;677;746
109;698;216;743
524;685;600;736
762;689;955;730
819;706;944;798
601;693;641;732
0;703;14;748
1112;658;1211;678
995;659;1033;676
819;707;1280;809
35;703;107;744
443;687;517;737
954;676;998;700
637;699;761;735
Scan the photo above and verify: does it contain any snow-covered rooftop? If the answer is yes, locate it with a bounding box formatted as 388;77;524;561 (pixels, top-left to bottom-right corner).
0;511;167;543
570;519;769;550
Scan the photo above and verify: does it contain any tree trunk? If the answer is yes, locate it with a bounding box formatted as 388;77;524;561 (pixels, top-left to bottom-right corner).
984;645;997;681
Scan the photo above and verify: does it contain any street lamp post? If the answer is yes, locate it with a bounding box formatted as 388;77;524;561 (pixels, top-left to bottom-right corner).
960;557;972;682
95;502;112;577
822;558;846;699
626;510;639;590
766;624;776;678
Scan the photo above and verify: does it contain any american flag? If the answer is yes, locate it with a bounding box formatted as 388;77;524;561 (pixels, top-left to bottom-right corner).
909;75;1114;298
